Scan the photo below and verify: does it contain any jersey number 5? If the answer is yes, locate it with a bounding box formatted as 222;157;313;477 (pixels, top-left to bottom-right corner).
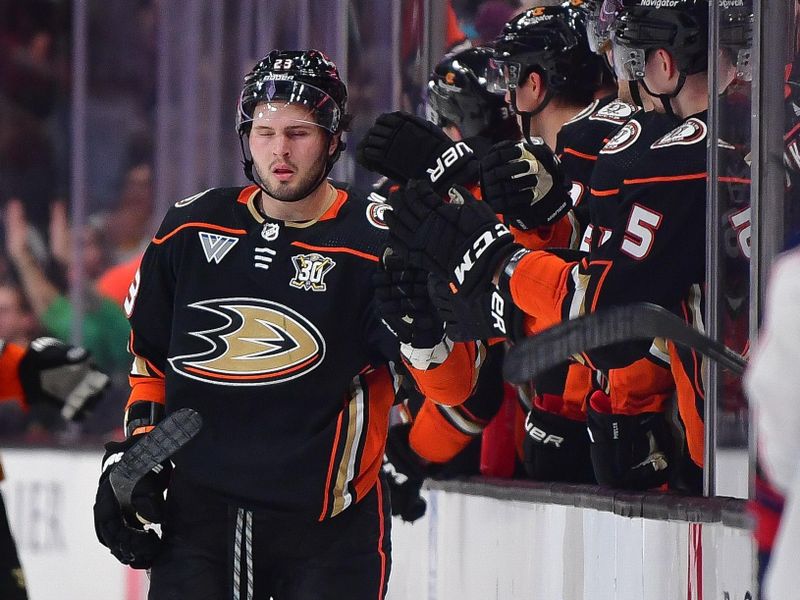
621;204;663;260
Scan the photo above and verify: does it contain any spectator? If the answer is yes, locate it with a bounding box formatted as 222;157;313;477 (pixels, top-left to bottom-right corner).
3;199;130;378
105;162;155;265
0;279;39;348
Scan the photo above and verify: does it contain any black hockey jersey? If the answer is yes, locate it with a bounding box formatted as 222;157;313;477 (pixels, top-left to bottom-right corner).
556;95;640;232
124;183;477;518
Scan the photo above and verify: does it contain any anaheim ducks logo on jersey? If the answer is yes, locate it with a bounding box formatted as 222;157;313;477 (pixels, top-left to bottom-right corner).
590;98;637;125
600;120;642;154
169;297;325;386
366;201;390;230
651;118;707;149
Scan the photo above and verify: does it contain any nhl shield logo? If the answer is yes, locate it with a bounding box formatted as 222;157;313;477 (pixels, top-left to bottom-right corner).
262;222;280;242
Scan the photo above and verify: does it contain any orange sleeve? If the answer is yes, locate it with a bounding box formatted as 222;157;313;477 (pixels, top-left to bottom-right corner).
509;250;575;331
125;377;166;411
409;400;477;463
511;215;576;251
405;341;481;407
608;358;674;415
0;342;27;408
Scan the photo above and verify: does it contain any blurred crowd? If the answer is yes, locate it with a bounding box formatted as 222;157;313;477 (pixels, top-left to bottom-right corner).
0;0;531;439
0;0;156;438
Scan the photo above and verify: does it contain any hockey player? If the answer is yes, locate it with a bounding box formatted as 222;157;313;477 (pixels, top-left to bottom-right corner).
360;30;599;490
382;47;522;522
483;3;620;484
383;0;752;493
92;50;479;599
0;337;108;599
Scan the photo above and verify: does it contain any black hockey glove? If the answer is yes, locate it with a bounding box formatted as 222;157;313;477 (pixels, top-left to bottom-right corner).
382;423;429;523
586;391;672;490
356;111;478;194
386;180;518;299
427;275;520;342
480;139;572;230
17;337;109;421
374;248;445;348
93;435;172;569
522;404;595;483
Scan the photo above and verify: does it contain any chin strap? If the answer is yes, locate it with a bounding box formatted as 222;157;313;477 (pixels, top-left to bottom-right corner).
629;80;644;108
510;88;555;146
639;72;687;120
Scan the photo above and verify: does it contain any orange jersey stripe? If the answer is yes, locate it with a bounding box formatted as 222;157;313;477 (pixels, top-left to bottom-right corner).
668;340;705;466
591;187;620;197
353;369;394;501
153;222;247;245
318;188;348;221
236;185;260;204
319;408;345;521
290;241;379;263
376;478;388;600
563;147;598;161
184;353;319;381
623;172;706;186
718;176;752;185
588;260;613;312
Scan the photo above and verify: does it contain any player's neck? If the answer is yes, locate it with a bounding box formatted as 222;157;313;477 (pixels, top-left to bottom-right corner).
259;182;336;223
663;73;710;120
531;103;584;150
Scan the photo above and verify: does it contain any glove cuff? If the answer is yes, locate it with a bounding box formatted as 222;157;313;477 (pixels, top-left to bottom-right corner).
401;335;453;370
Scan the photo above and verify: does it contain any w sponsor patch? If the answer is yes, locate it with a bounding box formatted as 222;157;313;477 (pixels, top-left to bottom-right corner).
199;232;239;264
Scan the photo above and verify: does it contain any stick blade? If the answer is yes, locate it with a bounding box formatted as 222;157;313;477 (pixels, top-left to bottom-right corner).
503;303;746;383
109;407;202;515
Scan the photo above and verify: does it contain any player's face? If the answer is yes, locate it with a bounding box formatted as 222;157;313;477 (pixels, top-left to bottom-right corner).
248;102;336;202
506;71;540;114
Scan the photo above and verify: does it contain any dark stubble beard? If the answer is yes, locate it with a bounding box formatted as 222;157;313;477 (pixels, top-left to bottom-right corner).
254;153;329;203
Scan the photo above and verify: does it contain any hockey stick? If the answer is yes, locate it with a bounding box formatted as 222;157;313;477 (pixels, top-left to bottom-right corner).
503;302;747;384
109;407;202;519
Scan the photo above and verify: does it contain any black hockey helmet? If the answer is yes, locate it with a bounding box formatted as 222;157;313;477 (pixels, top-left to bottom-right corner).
488;4;602;96
426;47;520;142
236;49;348;135
719;0;753;82
236;49;350;191
610;0;709;83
